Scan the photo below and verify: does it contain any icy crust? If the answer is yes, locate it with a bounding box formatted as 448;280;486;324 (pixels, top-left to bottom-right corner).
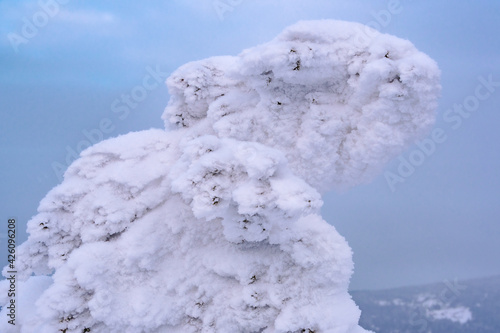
1;130;362;333
163;20;441;192
0;20;440;332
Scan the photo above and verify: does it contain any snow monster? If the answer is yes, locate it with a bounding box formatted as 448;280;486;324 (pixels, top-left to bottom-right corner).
1;20;440;332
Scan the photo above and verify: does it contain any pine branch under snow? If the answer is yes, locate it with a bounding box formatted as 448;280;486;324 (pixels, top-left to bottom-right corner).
0;20;440;333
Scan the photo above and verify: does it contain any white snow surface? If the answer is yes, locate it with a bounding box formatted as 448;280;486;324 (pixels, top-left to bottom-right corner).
417;293;472;325
163;20;440;192
0;20;440;332
427;306;472;324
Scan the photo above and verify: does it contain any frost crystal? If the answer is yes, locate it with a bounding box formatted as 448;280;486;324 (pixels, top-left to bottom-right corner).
1;20;440;332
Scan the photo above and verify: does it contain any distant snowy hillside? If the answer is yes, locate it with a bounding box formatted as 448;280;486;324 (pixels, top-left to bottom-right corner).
352;275;500;332
0;20;440;332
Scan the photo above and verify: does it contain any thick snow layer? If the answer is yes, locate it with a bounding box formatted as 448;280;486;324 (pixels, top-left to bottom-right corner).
0;20;440;332
163;20;440;192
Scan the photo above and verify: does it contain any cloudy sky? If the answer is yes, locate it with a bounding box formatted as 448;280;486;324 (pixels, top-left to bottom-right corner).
1;0;499;290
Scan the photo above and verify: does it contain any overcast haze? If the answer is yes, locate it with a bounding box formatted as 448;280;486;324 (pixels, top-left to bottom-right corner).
1;0;499;290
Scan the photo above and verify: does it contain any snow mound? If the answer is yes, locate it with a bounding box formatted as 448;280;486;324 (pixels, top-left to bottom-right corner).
1;20;440;332
163;20;440;192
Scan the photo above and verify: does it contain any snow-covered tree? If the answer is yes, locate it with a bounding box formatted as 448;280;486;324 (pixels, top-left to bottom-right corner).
0;20;440;332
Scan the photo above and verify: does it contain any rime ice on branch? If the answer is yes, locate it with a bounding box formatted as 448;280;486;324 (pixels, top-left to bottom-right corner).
0;20;440;333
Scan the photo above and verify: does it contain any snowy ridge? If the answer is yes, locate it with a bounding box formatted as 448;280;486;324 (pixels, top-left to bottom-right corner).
377;293;472;324
351;275;500;332
427;306;472;324
417;293;472;324
1;20;440;332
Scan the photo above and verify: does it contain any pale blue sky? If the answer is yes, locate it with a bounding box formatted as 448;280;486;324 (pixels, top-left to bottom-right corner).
1;0;499;290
